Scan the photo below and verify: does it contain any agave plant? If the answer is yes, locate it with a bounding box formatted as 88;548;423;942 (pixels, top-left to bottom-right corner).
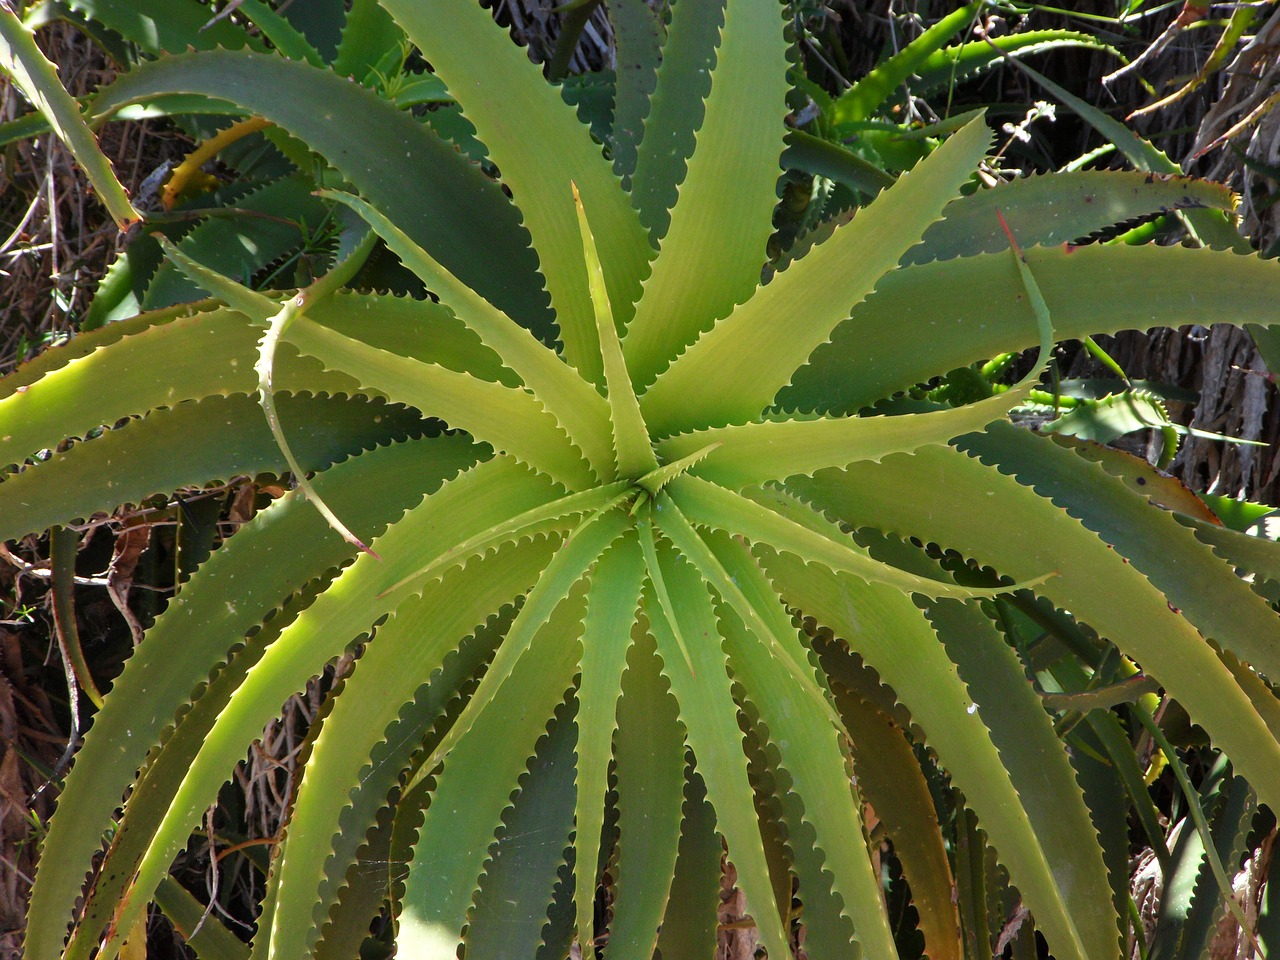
8;0;1280;958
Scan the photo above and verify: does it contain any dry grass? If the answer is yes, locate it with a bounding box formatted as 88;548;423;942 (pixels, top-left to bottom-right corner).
0;23;188;372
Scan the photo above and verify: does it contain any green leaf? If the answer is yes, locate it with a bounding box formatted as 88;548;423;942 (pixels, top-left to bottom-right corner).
24;436;479;960
65;586;313;960
378;481;631;599
669;474;1032;600
377;0;650;386
629;0;726;240
1176;773;1255;960
0;306;365;474
930;598;1120;960
657;388;1029;489
908;30;1117;99
143;177;330;310
1042;391;1170;443
608;629;687;959
1065;718;1138;923
961;423;1280;682
1020;52;1280;392
654;766;721;960
572;534;646;958
784;243;1280;414
257;541;556;960
309;292;515;383
911;170;1238;267
164;230;382;554
406;506;632;793
465;701;579;960
85;456;566;959
781;129;896;195
398;579;589;953
622;0;788;389
0;300;183;399
0;7;139;228
1183;517;1280;588
310;791;401;960
276;0;344;58
798;446;1280;811
831;2;981;125
1197;492;1275;532
572;185;656;478
234;0;324;65
641;115;993;434
607;0;663;183
764;555;1115;960
88;50;551;331
321;189;615;479
61;0;262;54
642;546;791;960
0;394;426;543
706;532;899;960
654;496;841;720
331;0;403;81
285;317;594;489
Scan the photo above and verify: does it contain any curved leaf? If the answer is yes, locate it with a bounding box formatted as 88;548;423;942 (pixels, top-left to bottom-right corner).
911;170;1237;267
63;582;323;960
378;0;650;385
88;50;551;331
831;3;980;125
0;393;425;542
642;546;791;960
87;457;565;959
24;435;480;960
641;115;993;433
398;580;589;953
959;423;1280;680
795;447;1280;810
764;554;1115;960
909;30;1117;98
622;0;789;388
0;307;360;470
608;629;687;959
572;534;646;958
784;237;1280;415
261;540;557;960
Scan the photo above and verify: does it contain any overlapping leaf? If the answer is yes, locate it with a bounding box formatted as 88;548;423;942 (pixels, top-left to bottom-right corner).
9;3;1280;959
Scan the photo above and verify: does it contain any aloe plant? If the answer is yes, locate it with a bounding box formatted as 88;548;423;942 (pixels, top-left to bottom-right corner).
8;1;1280;958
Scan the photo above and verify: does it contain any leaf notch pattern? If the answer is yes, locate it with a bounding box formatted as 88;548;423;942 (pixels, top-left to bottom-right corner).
4;2;1280;959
